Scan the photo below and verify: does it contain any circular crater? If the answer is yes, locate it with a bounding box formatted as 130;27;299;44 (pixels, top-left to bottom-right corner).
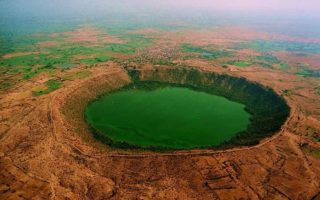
86;84;251;149
83;68;290;150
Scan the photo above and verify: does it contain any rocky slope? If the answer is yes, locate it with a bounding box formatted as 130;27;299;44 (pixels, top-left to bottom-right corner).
0;62;319;200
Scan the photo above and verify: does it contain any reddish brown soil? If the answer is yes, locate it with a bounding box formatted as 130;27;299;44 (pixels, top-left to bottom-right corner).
146;26;320;50
36;41;58;48
2;52;41;59
0;24;320;200
63;27;125;45
0;61;319;200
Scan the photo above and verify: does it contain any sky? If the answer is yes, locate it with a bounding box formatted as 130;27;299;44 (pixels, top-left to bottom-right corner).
170;0;320;13
1;0;320;18
0;0;319;37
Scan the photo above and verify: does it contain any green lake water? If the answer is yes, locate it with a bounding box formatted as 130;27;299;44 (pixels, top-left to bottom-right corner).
85;87;251;149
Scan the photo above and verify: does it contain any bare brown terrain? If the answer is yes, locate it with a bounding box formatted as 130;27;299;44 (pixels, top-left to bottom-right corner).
0;26;320;200
0;60;319;200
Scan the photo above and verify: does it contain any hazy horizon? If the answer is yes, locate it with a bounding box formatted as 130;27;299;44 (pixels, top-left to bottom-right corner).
0;0;320;38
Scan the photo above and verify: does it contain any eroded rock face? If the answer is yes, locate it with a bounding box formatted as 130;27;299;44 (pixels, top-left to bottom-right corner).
0;63;319;200
87;178;115;200
0;156;52;199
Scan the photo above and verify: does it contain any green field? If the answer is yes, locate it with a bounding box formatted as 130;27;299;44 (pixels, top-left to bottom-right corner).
227;60;252;67
32;79;63;96
85;86;251;149
0;29;153;84
181;43;229;59
237;40;320;54
296;69;320;78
